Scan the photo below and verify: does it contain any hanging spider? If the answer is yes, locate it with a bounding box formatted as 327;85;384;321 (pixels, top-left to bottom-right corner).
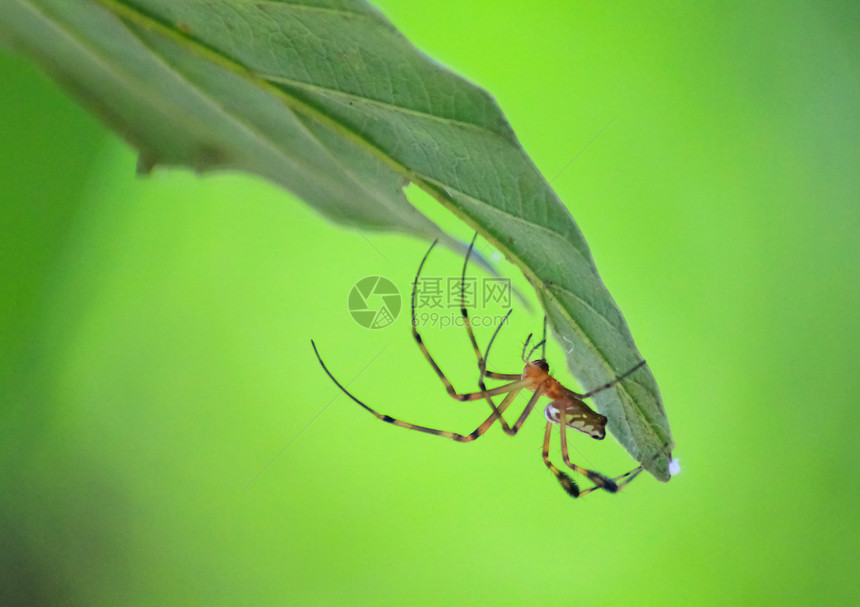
311;236;646;497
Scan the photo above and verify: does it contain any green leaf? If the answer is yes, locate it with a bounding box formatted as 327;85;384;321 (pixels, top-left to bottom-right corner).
0;0;674;480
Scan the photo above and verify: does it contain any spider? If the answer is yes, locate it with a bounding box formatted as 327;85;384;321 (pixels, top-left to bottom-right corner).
312;236;647;497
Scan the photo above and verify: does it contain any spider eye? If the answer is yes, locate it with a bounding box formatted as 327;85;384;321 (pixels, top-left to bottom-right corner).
534;359;549;372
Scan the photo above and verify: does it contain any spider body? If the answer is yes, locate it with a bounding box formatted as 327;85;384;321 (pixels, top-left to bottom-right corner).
515;358;607;440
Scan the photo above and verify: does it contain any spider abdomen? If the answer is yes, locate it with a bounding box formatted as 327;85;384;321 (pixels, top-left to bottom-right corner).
543;397;607;440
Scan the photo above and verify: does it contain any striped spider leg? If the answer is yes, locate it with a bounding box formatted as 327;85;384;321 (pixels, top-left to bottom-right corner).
311;236;647;497
414;233;523;433
312;235;530;447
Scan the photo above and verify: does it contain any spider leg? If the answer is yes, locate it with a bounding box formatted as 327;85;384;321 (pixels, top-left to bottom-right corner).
524;317;547;362
312;340;529;443
472;307;525;435
542;422;581;497
525;338;546;363
472;385;545;441
459;234;487;372
575;465;645;497
458;234;519;379
543;405;646;498
506;387;544;435
557;406;620;494
480;308;520;381
412;239;520;433
521;332;533;363
540;317;547;359
573;359;647;399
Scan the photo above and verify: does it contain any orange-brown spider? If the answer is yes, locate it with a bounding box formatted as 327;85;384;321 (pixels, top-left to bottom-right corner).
312;236;645;497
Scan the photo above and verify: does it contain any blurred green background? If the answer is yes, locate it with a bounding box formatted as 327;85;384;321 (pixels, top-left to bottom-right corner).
2;1;859;605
